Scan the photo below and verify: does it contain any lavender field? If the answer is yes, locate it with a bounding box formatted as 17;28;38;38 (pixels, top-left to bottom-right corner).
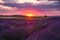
0;16;60;40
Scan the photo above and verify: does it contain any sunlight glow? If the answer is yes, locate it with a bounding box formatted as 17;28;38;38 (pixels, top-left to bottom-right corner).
26;14;34;17
25;13;34;20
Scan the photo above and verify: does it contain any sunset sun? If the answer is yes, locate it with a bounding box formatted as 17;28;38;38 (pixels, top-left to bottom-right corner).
25;13;34;20
26;14;34;17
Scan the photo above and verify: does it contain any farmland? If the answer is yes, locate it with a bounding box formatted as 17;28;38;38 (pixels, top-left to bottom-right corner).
0;16;60;40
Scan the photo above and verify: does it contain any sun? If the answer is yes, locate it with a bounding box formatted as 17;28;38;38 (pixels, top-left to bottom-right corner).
26;14;33;16
25;13;34;17
25;13;34;20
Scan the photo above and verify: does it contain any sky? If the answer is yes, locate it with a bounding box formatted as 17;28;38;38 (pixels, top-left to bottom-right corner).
0;0;60;16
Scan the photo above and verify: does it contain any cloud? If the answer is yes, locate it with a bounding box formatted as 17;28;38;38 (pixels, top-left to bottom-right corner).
2;0;17;3
0;5;17;10
1;0;59;4
0;4;18;15
1;1;59;9
0;0;4;3
0;0;60;16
